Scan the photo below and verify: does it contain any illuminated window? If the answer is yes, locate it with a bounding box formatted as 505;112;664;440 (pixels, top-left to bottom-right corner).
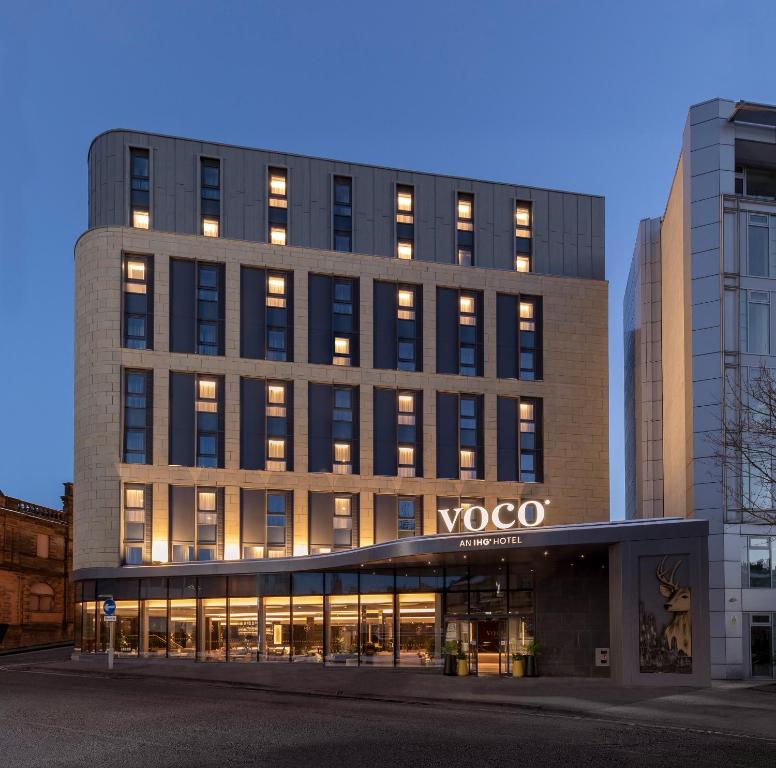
200;158;220;236
398;445;415;477
394;285;419;370
456;192;474;265
267;275;286;306
515;201;532;271
123;254;152;349
330;279;356;366
333;176;353;252
197;487;217;561
124;483;146;565
333;336;351;366
398;393;415;418
130;148;150;229
196;376;221;467
518;398;542;482
518;296;541;380
460;449;475;468
396;184;415;259
398;289;414;309
458;293;478;376
332;387;354;474
266;381;290;469
396;389;419;477
268;167;288;245
333;495;353;550
459;295;475;315
334;442;351;463
265;271;291;360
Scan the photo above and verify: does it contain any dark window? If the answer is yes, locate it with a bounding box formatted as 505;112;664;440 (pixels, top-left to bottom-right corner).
333;176;352;252
197;264;222;355
123;254;153;349
332;279;355;366
268;167;288;245
459;396;479;479
437;288;482;376
515;201;532;272
196;376;223;468
309;275;359;366
196;487;218;561
130;148;150;229
396;184;414;260
456;192;474;266
748;215;770;277
374;495;422;543
240;267;293;361
241;490;290;559
200;158;220;237
123;369;152;464
170;260;224;356
373;282;422;371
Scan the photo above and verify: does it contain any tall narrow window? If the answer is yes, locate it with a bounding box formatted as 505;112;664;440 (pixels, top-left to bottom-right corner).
266;492;289;557
333;176;353;252
267;271;291;360
397;498;417;538
196;488;218;561
333;496;353;550
459;396;478;479
123;254;153;349
130;148;150;229
397;392;417;477
459;292;478;376
747;291;770;354
197;264;221;355
456;192;474;266
123;484;147;565
123;369;152;464
332;279;355;366
515;201;532;272
519;398;542;482
519;297;541;379
748;214;774;277
397;286;418;371
266;382;289;471
396;184;414;259
333;387;354;474
200;158;220;237
268;167;288;245
196;376;222;468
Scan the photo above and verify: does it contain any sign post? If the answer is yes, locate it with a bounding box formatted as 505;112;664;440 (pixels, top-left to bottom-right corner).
101;597;116;670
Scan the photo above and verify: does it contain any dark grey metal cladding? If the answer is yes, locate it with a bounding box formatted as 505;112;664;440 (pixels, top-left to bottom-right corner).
88;130;605;280
72;518;708;581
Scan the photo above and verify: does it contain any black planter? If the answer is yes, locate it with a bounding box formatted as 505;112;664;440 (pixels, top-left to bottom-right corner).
443;654;457;676
525;655;537;677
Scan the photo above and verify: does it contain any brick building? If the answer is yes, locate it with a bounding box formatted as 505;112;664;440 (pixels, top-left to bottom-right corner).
0;484;73;650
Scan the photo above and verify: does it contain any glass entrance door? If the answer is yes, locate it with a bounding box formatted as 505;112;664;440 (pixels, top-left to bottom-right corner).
472;619;504;675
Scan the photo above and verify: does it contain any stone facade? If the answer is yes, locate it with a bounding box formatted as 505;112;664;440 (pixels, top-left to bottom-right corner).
0;485;73;650
74;225;609;571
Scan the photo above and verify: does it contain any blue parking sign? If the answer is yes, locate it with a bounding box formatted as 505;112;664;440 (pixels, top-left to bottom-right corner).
102;598;116;616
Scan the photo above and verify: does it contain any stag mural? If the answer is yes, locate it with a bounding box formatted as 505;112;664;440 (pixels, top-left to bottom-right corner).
656;556;692;657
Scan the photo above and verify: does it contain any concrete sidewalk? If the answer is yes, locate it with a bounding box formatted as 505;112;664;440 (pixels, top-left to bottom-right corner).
10;655;776;742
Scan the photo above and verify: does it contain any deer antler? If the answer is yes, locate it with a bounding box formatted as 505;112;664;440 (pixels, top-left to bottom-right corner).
656;555;680;590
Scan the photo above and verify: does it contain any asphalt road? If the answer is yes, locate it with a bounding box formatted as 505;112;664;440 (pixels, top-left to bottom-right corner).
0;659;773;768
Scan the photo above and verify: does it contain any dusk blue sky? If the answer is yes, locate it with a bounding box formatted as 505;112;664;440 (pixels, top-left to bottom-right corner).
2;1;775;514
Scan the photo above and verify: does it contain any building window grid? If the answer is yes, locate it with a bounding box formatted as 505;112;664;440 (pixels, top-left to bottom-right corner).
396;184;414;260
196;376;221;468
266;382;288;471
332;279;355;366
515;201;533;272
266;271;290;361
200;158;220;237
458;292;478;376
123;369;152;465
130;148;150;229
123;484;146;565
123;254;152;350
397;391;417;477
456;192;474;266
332;387;354;474
459;396;478;479
197;263;222;356
268;167;288;246
333;176;353;252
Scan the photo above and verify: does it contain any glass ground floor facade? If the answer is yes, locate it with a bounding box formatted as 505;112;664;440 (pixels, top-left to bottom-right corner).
75;564;534;673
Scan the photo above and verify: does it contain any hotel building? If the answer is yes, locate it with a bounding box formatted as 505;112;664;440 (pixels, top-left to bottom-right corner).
625;99;776;679
74;130;708;683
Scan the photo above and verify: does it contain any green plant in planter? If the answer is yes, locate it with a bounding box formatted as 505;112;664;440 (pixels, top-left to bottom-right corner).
522;640;542;677
442;641;458;656
511;652;524;661
523;640;542;657
456;649;467;660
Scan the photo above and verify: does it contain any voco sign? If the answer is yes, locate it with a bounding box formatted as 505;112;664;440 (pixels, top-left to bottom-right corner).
437;501;546;534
